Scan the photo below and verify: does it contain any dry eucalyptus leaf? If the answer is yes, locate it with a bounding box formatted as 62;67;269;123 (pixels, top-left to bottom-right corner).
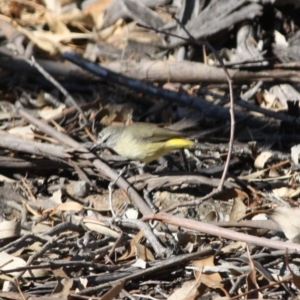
52;277;74;298
272;187;300;198
100;280;125;300
168;279;200;300
274;30;288;46
229;198;246;221
291;144;300;165
268;206;300;240
135;243;155;261
238;169;267;180
0;251;45;277
221;241;246;254
261;91;278;109
192;256;227;294
51;201;83;214
38;105;66;120
8;125;35;140
246;248;261;299
80;217;120;238
254;151;273;169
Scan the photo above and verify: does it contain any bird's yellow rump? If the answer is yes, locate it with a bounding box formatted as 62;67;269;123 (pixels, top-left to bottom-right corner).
94;123;195;163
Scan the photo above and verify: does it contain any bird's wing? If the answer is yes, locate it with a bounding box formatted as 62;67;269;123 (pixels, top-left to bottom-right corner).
125;123;183;142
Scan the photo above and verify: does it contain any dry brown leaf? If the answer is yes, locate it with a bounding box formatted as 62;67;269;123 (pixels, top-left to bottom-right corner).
134;242;155;261
192;256;228;295
52;277;74;298
119;231;154;261
229;198;246;221
94;103;135;126
82;0;113;29
51;266;69;278
245;247;262;299
49;201;84;216
177;231;198;249
221;241;247;254
100;280;125;300
168;280;200;300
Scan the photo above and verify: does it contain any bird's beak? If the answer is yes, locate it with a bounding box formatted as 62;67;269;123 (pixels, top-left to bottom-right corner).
90;142;100;151
90;141;107;151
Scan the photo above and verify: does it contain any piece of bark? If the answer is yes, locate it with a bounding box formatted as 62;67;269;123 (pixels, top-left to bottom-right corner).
0;131;71;159
102;59;300;83
167;1;263;48
102;0;170;29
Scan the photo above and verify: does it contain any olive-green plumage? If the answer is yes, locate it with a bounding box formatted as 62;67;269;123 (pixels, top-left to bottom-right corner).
95;123;194;163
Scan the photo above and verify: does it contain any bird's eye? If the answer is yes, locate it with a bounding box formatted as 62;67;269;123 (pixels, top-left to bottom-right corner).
98;132;110;144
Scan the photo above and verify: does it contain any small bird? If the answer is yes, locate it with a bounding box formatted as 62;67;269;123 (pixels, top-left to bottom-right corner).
93;123;195;163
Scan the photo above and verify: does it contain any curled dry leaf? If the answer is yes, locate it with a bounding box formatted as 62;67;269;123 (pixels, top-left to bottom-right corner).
254;151;273;169
246;247;261;299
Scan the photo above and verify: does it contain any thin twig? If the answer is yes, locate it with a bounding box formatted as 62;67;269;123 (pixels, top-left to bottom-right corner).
28;56;88;124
